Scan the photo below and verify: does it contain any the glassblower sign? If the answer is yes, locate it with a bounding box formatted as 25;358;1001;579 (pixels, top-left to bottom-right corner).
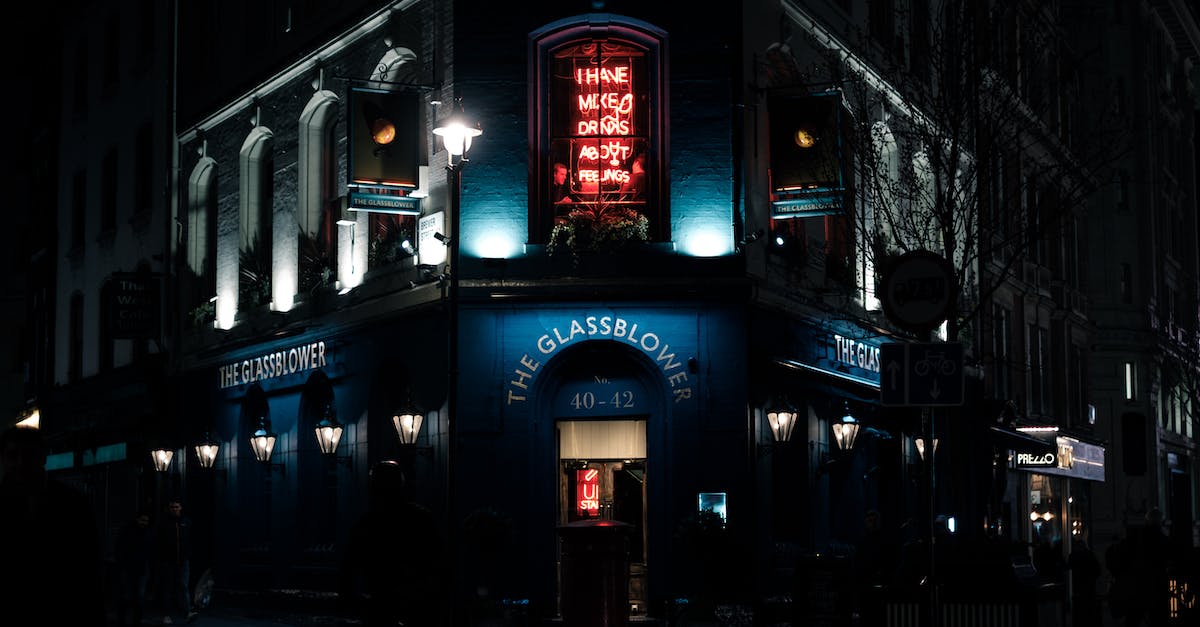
218;340;329;389
504;313;694;405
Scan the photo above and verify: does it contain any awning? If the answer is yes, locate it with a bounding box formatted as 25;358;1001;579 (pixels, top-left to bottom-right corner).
989;426;1056;455
771;357;880;404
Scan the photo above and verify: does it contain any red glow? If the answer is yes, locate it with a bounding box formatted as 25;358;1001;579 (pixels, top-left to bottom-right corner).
552;44;647;204
576;468;600;517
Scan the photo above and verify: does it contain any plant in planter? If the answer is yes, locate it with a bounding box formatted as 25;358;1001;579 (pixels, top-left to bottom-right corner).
547;197;650;260
239;244;272;311
297;230;333;296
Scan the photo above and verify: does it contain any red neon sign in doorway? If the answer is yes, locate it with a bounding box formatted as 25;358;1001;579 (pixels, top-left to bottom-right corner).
576;468;600;517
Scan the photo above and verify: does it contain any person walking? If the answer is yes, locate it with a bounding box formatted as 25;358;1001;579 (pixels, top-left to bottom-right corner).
116;509;153;626
1067;531;1101;627
340;461;446;627
0;425;106;625
154;498;195;624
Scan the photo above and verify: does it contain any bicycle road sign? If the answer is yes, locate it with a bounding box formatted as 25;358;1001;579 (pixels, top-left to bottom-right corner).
880;342;964;406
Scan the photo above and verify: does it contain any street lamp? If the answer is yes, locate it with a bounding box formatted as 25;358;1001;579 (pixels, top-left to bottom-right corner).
832;402;860;451
433;99;479;623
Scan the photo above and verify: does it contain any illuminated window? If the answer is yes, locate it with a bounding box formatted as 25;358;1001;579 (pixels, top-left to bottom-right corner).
1124;361;1136;401
531;17;666;245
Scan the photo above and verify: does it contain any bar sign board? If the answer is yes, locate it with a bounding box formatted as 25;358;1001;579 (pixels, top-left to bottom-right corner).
109;273;161;339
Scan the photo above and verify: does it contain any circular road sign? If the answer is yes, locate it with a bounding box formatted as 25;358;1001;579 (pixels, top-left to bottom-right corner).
880;250;956;333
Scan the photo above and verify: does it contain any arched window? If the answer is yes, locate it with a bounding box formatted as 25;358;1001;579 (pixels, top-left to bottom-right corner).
187;156;218;304
239;127;274;311
298;91;340;294
68;291;84;382
297;372;340;559
529;16;668;244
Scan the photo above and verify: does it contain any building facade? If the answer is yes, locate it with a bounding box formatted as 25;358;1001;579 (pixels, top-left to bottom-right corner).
20;0;1199;625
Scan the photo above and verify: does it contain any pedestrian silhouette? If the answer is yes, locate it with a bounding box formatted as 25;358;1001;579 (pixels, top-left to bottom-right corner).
1127;508;1170;627
1067;531;1101;627
116;509;153;626
852;510;895;624
154;497;195;624
340;461;446;626
0;425;106;625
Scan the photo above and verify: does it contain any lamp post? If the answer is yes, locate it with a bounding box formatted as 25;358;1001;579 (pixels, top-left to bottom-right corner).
433;97;480;620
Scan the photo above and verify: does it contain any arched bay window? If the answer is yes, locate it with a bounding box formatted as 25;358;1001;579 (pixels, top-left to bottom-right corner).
529;15;668;244
239;126;274;311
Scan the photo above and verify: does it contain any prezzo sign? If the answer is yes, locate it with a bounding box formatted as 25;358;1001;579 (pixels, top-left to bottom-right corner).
1015;452;1057;468
505;314;693;405
218;340;329;389
1013;436;1105;482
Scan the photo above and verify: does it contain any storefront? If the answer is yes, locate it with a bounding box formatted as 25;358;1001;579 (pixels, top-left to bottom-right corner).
455;301;751;615
1014;433;1106;557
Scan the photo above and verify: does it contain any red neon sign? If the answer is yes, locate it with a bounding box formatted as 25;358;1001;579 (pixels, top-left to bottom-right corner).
575;468;600;517
551;43;647;206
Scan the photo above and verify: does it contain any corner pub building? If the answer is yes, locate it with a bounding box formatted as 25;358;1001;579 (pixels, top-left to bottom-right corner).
32;0;1139;624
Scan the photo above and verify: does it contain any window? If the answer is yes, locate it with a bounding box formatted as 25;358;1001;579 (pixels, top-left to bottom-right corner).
135;124;152;214
100;281;113;371
101;148;117;233
1120;263;1132;303
869;0;895;48
298;90;341;288
104;14;119;90
186;157;218;303
239;127;274;311
1123;361;1136;401
1028;325;1049;415
531;16;666;245
71;171;86;251
73;45;88;114
137;0;155;62
992;305;1011;399
69;293;84;382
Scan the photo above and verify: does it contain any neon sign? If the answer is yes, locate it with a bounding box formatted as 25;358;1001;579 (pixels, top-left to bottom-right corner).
552;43;647;206
576;468;600;517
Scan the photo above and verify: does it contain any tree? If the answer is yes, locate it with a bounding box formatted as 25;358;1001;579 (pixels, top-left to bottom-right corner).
766;1;1126;342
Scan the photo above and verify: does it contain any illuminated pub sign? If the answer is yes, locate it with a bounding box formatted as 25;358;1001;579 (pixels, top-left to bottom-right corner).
348;87;422;214
576;468;601;517
551;42;648;210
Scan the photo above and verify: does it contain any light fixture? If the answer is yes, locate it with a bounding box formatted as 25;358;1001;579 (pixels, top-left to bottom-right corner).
832;402;860;451
915;437;940;461
249;416;278;464
314;401;344;456
765;397;799;443
194;432;220;469
432;97;482;164
392;404;424;445
151;447;174;473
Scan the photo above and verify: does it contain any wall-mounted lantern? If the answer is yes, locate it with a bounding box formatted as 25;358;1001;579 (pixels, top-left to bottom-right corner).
194;432;220;469
249;417;278;464
832;402;860;451
392;405;424;445
150;447;174;473
314;401;345;456
915;437;939;461
765;397;799;443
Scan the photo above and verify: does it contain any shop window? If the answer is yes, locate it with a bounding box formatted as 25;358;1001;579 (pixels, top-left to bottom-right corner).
530;17;667;245
992;305;1011;399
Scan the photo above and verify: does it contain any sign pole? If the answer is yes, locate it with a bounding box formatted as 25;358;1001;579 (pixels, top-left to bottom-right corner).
924;405;938;627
